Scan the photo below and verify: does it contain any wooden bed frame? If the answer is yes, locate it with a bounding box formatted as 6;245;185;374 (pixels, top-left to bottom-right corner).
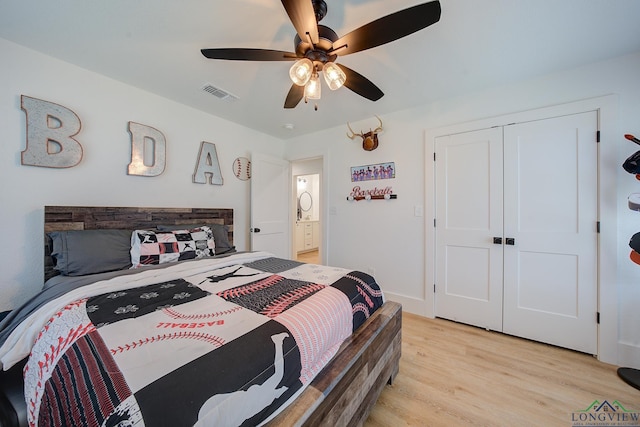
0;206;402;427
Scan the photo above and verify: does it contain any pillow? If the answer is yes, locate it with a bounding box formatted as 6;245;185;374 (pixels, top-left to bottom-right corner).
156;223;235;254
131;226;215;268
49;229;133;276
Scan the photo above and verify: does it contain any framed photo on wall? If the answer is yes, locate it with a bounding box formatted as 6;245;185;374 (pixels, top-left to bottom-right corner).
351;162;395;182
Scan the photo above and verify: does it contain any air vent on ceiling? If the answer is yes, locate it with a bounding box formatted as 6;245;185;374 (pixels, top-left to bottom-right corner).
201;83;239;102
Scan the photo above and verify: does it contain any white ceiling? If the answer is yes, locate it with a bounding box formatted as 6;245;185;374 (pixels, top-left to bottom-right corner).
1;0;640;140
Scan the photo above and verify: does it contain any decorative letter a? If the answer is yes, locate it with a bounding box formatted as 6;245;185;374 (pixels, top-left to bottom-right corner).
193;141;223;185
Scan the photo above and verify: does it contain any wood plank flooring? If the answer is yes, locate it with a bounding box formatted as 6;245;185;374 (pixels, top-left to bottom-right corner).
296;250;319;264
364;312;640;426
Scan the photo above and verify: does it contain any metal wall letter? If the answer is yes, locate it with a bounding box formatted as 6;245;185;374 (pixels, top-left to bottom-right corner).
20;95;83;168
127;121;166;176
193;141;223;185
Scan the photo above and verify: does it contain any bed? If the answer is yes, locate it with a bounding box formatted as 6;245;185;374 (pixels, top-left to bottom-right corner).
0;206;401;427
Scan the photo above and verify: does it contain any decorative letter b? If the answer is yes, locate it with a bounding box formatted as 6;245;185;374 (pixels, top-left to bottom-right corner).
21;95;83;168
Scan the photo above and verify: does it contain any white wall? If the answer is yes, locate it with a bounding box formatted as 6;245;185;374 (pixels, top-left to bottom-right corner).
287;114;427;301
287;51;640;368
0;38;285;312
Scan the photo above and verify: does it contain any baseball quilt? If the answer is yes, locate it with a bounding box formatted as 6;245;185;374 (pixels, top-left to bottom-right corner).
7;252;384;426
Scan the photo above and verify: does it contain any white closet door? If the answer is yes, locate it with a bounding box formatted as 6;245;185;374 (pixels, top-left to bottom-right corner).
502;111;598;354
435;128;504;331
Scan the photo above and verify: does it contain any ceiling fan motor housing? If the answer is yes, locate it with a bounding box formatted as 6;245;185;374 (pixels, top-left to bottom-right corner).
294;24;339;68
312;0;328;22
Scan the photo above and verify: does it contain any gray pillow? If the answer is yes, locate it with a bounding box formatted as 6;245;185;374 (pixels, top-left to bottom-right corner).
49;229;133;276
156;223;235;254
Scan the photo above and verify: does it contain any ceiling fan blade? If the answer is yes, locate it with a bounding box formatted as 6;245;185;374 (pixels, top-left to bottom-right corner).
281;0;319;44
330;1;441;56
201;48;298;61
336;64;384;101
284;84;304;109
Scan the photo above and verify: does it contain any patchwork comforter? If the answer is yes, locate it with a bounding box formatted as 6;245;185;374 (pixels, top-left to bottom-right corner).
0;252;385;427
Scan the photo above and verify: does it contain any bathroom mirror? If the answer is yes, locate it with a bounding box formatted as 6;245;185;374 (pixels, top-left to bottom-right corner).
299;191;312;212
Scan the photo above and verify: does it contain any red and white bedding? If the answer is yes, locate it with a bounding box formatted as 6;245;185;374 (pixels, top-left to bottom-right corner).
0;252;385;426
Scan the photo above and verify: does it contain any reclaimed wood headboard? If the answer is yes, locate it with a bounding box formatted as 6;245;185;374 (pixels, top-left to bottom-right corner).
44;206;234;281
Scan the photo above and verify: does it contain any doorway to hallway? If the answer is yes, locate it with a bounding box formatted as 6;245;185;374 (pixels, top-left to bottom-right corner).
291;157;323;264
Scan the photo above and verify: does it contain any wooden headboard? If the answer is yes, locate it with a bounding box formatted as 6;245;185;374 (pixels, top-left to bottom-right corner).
44;206;234;281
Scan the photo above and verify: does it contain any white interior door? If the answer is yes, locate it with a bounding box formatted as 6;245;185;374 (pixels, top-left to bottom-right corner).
435;127;504;331
502;112;598;354
250;152;290;258
434;111;598;354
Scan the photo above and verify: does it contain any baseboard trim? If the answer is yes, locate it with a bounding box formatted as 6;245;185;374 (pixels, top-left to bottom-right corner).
618;342;640;369
384;292;431;317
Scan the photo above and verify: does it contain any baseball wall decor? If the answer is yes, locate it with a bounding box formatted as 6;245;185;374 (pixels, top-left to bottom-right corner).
233;157;251;180
346;185;397;201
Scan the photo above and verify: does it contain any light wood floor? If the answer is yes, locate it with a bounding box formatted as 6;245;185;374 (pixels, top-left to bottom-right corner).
296;250;319;264
364;312;640;426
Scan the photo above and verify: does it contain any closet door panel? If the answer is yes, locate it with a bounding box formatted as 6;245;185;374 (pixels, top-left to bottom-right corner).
502;111;598;354
435;128;504;331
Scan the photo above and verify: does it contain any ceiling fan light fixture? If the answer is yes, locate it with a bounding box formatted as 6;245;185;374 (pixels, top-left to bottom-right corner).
304;71;321;100
289;58;314;86
323;62;346;90
202;1;441;109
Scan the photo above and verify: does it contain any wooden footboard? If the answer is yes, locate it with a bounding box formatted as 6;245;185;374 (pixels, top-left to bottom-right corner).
266;301;402;426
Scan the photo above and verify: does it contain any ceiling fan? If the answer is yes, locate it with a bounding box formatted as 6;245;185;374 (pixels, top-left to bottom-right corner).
201;0;441;109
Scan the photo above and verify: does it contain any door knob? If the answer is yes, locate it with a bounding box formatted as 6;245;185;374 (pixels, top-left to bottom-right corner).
251;228;261;233
493;237;503;244
505;237;515;245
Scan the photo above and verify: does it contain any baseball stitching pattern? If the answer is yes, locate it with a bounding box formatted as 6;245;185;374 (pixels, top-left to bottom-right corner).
161;305;243;320
345;274;384;298
352;302;371;318
356;285;375;309
110;332;225;355
261;283;325;318
216;275;283;299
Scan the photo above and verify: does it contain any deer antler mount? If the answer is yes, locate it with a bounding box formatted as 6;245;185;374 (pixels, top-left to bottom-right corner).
347;115;383;151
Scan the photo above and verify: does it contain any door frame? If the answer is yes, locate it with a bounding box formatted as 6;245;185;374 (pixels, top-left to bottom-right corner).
292;170;321;260
425;95;618;364
288;151;328;264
